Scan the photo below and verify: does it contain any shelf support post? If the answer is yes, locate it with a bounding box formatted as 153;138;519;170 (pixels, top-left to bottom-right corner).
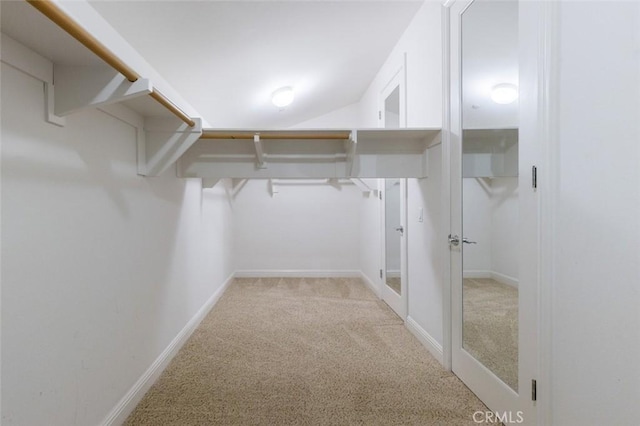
254;133;266;169
345;130;358;176
202;178;220;189
139;116;202;176
53;65;151;116
351;178;373;194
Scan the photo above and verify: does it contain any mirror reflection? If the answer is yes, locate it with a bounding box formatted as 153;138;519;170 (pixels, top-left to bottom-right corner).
461;0;519;391
385;86;400;129
385;178;402;295
383;83;402;295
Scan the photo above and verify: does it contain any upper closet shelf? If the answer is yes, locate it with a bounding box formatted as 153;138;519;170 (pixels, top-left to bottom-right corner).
177;128;441;179
12;0;203;177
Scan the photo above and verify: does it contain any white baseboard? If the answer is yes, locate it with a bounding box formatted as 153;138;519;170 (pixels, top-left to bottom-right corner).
405;316;444;366
360;271;381;297
234;270;361;278
463;270;519;288
491;271;519;288
463;270;492;279
386;269;401;278
100;273;235;426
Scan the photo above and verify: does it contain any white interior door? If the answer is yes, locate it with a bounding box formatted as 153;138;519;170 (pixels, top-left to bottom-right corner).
379;71;408;319
380;178;407;319
449;0;538;423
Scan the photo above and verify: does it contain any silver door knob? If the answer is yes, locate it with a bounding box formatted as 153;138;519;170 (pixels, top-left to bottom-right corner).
462;238;477;244
448;234;460;246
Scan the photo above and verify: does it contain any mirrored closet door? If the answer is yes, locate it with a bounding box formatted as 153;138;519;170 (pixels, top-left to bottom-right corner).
449;0;538;421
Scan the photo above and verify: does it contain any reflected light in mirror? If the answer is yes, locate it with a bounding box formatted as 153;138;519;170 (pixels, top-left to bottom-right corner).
491;83;518;104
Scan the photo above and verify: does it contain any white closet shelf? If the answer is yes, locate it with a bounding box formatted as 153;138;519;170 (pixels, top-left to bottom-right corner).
18;0;202;177
177;128;441;179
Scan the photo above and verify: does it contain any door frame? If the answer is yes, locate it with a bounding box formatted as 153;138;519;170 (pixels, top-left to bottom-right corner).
378;54;408;129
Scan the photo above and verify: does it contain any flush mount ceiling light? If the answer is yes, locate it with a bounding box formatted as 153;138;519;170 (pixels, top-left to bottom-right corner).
491;83;519;104
271;86;294;108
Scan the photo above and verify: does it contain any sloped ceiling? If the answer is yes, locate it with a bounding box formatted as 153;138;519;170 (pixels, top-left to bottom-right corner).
88;1;424;128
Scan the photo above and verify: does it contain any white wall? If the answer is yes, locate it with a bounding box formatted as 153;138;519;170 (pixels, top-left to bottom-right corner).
359;179;382;294
0;62;234;426
547;2;640;424
358;1;442;128
289;102;360;129
232;179;361;275
407;144;443;347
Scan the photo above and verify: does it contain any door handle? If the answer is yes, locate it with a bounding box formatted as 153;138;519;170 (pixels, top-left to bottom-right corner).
448;234;460;246
395;226;404;235
462;238;477;244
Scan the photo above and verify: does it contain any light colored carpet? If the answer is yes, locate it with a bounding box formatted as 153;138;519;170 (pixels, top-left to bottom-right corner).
126;277;491;425
463;278;518;391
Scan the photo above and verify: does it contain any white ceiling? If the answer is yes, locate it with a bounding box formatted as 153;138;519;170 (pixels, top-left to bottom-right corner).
83;0;424;129
1;1;423;128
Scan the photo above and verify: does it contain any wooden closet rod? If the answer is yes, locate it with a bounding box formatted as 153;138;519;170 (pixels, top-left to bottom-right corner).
150;90;197;128
200;131;352;140
26;0;139;82
26;0;196;128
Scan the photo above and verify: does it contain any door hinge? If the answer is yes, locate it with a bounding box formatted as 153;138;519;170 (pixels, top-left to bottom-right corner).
532;165;538;190
378;110;382;120
379;191;382;200
531;379;537;401
379;269;383;279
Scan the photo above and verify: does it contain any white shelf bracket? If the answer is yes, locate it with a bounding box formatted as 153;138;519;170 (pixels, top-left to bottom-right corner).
345;130;358;176
268;179;278;197
44;83;66;127
53;65;152;116
254;133;267;169
202;178;220;189
139;116;203;176
351;178;373;195
221;178;248;199
231;178;248;196
327;178;343;191
225;179;249;199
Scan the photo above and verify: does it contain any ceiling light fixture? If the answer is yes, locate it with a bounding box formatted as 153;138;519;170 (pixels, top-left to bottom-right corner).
272;86;294;108
491;83;518;104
